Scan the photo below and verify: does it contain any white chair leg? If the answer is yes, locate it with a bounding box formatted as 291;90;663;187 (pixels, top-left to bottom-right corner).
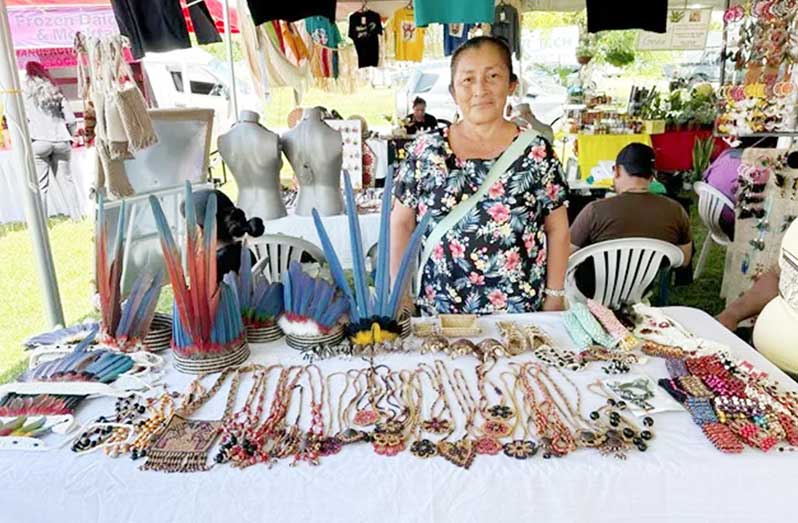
693;234;712;280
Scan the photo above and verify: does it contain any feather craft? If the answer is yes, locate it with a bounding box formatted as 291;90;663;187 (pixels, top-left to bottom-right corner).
311;173;431;342
149;182;245;358
277;261;348;336
95;194;163;351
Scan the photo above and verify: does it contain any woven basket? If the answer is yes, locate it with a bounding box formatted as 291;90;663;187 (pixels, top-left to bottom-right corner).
246;324;284;344
143;313;172;352
399;309;412;339
286;325;344;351
173;339;250;374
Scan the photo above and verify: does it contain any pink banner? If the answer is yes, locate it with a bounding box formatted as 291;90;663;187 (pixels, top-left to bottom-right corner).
8;6;119;49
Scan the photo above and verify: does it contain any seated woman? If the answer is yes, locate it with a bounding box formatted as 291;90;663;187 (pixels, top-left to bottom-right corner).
182;189;265;280
390;36;570;315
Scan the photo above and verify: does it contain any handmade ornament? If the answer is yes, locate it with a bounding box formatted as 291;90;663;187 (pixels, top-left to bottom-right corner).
278;261;349;350
312;170;431;345
229;246;284;343
96;194;163;352
149;183;249;374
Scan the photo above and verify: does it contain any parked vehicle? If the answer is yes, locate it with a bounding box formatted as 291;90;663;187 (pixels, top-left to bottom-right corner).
664;49;722;85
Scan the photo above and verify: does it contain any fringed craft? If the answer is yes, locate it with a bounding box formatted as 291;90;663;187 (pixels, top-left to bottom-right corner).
149;183;249;374
139;414;221;473
24;322;98;350
278;262;348;348
96;194;163;352
227;244;285;344
312;171;431;345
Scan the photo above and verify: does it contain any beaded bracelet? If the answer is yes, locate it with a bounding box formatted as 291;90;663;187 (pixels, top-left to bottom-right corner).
586;299;638;350
571;303;618;349
702;422;745;453
563;310;593;351
685;397;719;425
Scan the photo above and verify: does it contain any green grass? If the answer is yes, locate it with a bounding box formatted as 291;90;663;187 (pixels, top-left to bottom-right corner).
262;86;397;129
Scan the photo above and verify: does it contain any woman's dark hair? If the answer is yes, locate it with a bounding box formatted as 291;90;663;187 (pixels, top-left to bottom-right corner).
412;97;426;108
449;36;514;88
181;189;265;243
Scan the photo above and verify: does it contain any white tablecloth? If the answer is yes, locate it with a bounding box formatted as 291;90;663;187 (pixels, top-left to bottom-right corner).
0;147;94;224
2;307;798;523
264;212;382;268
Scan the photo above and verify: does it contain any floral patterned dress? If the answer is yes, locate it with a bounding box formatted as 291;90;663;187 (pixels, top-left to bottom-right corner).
394;128;568;315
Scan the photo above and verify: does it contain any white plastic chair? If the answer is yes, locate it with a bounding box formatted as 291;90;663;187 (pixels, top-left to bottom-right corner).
693;181;734;280
566;238;685;309
248;234;326;282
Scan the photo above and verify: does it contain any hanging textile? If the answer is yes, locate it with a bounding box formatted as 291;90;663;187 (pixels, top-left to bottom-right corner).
413;0;493;28
390;6;425;62
492;3;521;59
246;0;336;26
236;0;311;103
188;1;222;45
110;0;191;59
724;148;798;304
306;16;342;79
443;23;472;56
348;9;383;68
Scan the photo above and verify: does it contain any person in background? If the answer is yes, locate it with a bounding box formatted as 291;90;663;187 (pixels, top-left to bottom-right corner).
717;269;780;332
404;97;438;135
570;143;692;296
23;61;82;221
182;190;265;281
703;147;742;240
391;36;570;315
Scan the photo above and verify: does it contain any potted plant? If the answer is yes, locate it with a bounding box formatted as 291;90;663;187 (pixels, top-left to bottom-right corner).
576;45;594;65
689;136;715;187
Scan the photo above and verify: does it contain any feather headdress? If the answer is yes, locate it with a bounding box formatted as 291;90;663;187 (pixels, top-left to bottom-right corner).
312;171;430;344
228;243;284;328
149;182;246;360
277;261;349;337
96;194;162;351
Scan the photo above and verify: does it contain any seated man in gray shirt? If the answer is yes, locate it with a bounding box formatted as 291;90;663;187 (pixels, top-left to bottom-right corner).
570;143;693;297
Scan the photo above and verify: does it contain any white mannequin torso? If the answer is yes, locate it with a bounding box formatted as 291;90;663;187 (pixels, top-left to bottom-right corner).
282;107;344;216
218;110;287;220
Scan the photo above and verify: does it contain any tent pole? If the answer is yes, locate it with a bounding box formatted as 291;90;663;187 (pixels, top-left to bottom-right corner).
0;0;65;327
222;0;239;117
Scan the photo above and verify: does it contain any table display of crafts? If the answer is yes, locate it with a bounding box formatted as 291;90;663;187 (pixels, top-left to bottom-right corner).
716;0;798;136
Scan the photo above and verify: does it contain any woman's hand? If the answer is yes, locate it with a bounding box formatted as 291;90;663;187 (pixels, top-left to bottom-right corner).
542;295;565;312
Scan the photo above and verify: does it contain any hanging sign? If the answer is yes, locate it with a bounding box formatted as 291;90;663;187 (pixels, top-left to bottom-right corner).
8;6;119;49
637;9;711;50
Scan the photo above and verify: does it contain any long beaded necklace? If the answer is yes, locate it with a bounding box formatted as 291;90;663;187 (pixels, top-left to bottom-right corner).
371;370;408;456
434;361;477;469
216;365;273;466
517;362;575;457
498;372;537;459
337;369;371;445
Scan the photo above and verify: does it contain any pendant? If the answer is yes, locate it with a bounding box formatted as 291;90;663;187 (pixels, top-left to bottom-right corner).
475;435;503;455
502;439;537;460
410;438;438;458
437;438;477;469
353;409;379;426
482;419;512;438
422;417;452;434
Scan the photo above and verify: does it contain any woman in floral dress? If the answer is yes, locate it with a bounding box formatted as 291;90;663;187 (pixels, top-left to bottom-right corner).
390;36;570;315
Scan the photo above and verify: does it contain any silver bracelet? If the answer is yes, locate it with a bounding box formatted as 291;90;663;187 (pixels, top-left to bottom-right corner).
544;287;566;298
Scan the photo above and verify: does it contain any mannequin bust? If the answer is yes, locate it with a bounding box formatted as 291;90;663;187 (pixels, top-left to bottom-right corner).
282;107;344;216
218;110;286;220
753;219;798;374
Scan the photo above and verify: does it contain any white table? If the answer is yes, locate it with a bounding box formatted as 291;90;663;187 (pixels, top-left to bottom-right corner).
3;307;798;523
264;212;382;268
0;147;94;224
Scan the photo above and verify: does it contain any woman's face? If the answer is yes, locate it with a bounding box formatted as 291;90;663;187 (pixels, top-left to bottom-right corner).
451;45;516;126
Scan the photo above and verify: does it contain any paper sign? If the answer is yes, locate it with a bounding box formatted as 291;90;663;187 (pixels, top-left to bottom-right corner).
637;9;711;51
9;6;119;49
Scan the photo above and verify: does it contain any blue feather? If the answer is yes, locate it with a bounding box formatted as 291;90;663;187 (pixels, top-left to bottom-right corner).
388;212;432;318
375;172;394;316
282;266;293;313
342;172;370;318
311;209;359;322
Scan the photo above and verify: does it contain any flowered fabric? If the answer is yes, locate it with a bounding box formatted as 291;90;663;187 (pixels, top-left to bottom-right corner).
394;128;568;315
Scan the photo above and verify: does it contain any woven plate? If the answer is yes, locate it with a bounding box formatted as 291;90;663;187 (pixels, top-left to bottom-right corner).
246;324;284;344
173;339;250;374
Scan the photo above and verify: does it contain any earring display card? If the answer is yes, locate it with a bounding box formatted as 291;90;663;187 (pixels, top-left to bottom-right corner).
602;374;684;415
325;119;363;190
725;148;798;305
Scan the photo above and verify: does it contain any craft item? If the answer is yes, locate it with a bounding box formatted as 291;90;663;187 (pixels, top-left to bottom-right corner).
563;310;593;350
0;393;84;417
439;315;482;338
312;170;431;345
231;246;285;343
278;261;348;348
586;299;639;350
571;303;618;349
150;183;249;374
96;194;163;352
141;368;242;472
24;322;99;350
143;313;172;352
